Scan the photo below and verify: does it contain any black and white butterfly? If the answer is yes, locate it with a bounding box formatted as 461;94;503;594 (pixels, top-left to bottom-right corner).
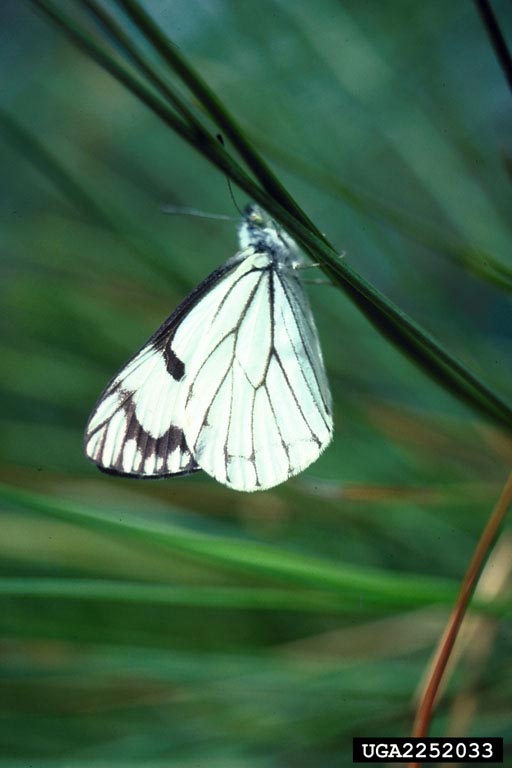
85;204;333;491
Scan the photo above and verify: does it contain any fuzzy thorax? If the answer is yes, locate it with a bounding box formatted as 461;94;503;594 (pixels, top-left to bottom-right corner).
238;204;302;269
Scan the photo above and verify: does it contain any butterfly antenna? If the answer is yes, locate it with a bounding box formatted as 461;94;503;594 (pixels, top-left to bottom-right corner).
160;204;234;221
217;133;244;217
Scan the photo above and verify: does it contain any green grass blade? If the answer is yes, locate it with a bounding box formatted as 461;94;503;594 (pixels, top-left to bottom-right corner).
1;576;508;616
80;0;209;134
0;577;345;612
0;481;504;615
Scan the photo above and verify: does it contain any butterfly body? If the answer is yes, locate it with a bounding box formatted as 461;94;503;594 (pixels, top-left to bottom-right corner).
85;205;332;491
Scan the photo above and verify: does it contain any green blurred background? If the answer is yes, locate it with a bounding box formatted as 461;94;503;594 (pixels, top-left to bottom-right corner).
1;1;512;765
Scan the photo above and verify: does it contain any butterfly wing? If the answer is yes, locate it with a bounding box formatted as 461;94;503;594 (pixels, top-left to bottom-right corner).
182;252;333;491
84;254;245;477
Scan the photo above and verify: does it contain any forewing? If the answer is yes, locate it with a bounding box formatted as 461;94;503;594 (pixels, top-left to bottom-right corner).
184;261;333;491
85;344;198;477
84;254;246;477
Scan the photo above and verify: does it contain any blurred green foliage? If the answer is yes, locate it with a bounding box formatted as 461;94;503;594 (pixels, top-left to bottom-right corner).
1;1;511;765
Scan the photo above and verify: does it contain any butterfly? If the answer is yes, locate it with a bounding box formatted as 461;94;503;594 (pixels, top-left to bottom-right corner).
84;204;333;491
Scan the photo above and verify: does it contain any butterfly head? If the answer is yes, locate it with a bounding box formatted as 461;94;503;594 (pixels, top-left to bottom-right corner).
238;204;300;267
